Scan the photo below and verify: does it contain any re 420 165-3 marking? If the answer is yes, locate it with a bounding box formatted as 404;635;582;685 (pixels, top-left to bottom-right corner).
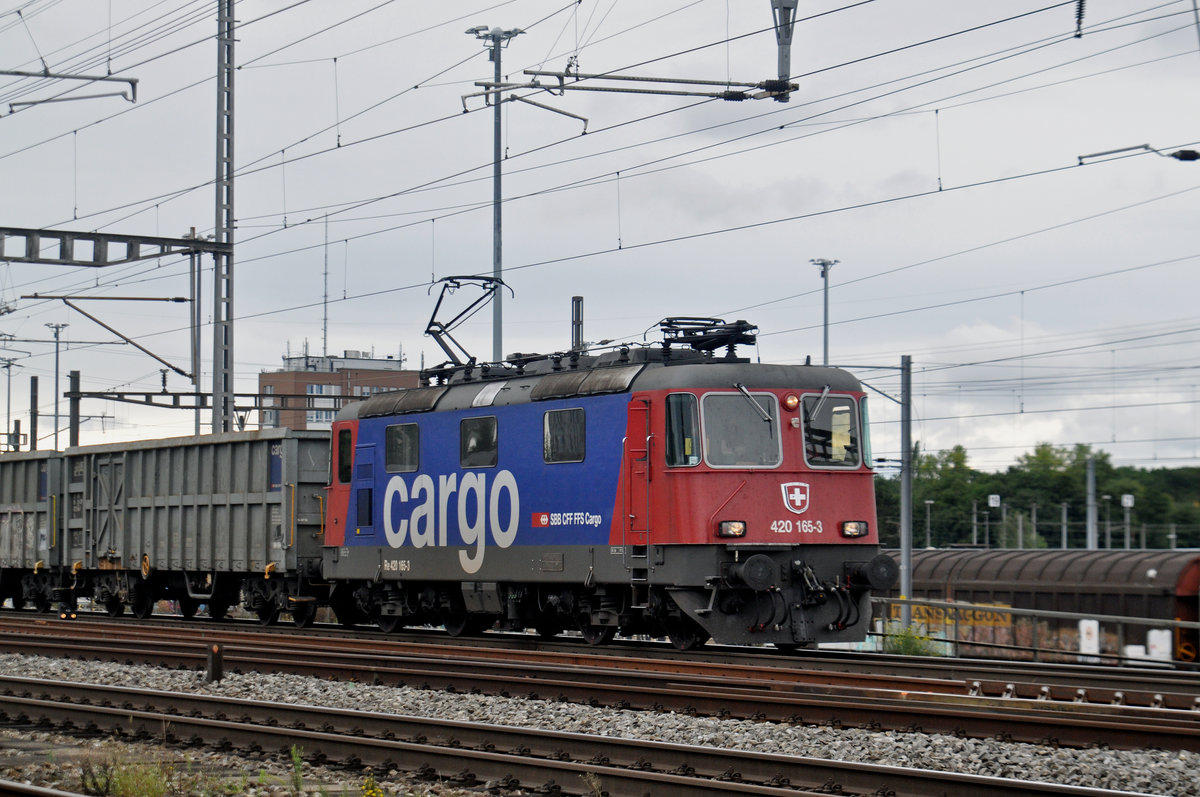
771;519;824;534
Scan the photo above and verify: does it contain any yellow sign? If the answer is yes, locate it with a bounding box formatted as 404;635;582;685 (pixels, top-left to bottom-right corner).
889;602;1012;627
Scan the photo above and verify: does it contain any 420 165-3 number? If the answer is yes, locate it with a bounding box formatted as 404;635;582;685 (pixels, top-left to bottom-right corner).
770;519;824;534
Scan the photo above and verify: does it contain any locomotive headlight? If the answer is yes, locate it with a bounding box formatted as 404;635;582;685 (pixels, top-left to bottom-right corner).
840;521;869;538
783;393;800;411
717;520;747;538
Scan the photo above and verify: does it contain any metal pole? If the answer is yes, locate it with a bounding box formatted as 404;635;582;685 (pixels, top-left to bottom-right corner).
68;370;80;447
468;25;522;362
924;499;932;548
1061;502;1069;549
899;354;912;629
571;296;583;351
3;360;12;450
190;246;201;435
971;500;977;545
29;376;37;451
1102;494;1112;548
44;323;67;450
1124;504;1131;549
491;31;503;363
212;0;235;432
1085;457;1097;549
810;259;837;365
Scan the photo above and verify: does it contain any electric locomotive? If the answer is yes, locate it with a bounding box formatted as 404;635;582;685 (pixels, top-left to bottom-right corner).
322;314;897;649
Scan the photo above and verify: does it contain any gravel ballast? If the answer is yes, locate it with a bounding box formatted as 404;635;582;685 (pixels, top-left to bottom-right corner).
0;653;1195;796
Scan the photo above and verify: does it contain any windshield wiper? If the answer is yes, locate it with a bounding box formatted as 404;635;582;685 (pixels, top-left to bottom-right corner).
806;385;831;423
733;382;772;423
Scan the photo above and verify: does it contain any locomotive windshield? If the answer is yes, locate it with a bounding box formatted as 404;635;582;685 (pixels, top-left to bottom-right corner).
702;392;781;468
803;394;861;467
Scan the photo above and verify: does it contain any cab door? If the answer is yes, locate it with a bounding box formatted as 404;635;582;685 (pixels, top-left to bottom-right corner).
350;444;376;539
622;398;651;562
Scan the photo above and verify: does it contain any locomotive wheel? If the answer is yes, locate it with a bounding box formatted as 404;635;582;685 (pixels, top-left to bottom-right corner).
178;598;199;620
289;601;316;628
534;619;562;639
375;613;401;633
443;612;490;638
664;616;709;651
104;598;125;618
578;623;616;646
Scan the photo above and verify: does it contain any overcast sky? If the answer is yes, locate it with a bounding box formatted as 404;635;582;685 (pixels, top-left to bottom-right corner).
0;0;1197;471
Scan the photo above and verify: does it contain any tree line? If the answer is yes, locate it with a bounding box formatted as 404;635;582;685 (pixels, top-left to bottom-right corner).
874;443;1200;550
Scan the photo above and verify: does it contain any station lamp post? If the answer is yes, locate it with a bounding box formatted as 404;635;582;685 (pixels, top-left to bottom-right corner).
810;258;837;365
1101;494;1112;548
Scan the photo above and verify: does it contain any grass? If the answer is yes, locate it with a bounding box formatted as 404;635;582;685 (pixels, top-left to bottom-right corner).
882;622;944;657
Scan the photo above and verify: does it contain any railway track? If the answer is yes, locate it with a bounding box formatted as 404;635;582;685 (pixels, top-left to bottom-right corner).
0;675;1158;797
5;613;1199;708
2;614;1199;753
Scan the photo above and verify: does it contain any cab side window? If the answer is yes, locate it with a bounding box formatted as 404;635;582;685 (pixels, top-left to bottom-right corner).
665;393;700;466
385;423;419;472
544;408;585;463
460;416;498;467
336;428;353;483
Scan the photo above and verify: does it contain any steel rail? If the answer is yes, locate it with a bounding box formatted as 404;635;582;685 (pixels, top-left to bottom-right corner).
4;614;1198;710
0;676;1152;797
2;628;1198;753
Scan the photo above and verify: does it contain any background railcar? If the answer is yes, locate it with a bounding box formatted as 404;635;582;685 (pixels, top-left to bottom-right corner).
0;450;61;611
323;324;896;649
890;548;1200;662
3;429;330;623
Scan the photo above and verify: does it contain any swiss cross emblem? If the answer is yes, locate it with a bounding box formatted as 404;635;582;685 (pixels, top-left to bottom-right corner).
781;482;810;515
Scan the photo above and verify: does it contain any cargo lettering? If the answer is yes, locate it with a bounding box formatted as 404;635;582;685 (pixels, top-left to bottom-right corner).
383;470;520;575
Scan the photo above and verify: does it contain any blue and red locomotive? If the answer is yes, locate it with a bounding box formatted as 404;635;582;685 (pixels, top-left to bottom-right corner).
321;314;896;649
0;295;895;651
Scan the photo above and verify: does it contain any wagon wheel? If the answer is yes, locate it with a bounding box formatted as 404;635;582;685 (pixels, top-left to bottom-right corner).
578;622;616;646
663;615;709;651
329;592;362;628
178;597;200;620
7;596;26;611
289;600;316;628
32;595;52;614
130;590;156;619
256;606;279;626
103;598;125;618
207;600;230;621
